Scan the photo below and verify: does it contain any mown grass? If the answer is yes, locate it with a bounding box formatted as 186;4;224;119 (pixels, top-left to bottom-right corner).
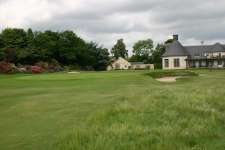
0;70;225;150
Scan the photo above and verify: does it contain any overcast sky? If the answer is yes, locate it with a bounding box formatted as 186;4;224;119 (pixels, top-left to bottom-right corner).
1;0;225;53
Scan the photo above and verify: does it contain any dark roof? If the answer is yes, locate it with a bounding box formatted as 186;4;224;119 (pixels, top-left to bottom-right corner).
163;41;225;58
185;45;213;56
130;62;144;65
162;40;189;57
211;43;225;52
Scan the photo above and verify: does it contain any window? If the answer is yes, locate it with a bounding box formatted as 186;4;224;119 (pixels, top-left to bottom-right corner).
174;58;180;67
164;59;169;68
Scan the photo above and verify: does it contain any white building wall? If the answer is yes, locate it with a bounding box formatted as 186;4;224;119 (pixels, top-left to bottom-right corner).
205;52;225;58
162;56;188;70
107;57;131;70
131;64;154;70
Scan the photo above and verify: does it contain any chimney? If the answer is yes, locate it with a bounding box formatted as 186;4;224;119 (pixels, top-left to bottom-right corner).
173;34;179;41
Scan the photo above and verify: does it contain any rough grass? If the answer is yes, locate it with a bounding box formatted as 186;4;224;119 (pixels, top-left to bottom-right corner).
0;70;225;150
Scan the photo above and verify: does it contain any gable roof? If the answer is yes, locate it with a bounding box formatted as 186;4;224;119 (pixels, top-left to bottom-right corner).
211;43;225;52
111;57;130;65
163;41;225;58
162;40;189;57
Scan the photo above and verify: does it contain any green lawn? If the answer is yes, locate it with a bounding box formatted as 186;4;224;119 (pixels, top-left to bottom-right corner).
0;70;225;150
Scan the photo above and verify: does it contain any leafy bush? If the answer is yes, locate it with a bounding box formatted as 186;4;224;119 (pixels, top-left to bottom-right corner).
148;70;198;79
0;61;18;73
154;63;162;69
48;65;63;72
35;61;49;70
30;66;43;74
35;60;64;73
0;61;12;73
48;59;64;72
17;67;27;73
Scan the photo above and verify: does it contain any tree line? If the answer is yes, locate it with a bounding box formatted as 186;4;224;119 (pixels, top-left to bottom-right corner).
0;28;170;72
0;28;110;71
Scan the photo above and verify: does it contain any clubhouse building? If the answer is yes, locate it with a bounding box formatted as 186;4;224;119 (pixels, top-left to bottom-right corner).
162;35;225;69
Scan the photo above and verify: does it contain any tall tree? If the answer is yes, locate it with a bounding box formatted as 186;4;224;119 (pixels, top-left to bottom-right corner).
111;39;128;58
165;39;174;44
0;34;4;48
1;28;27;48
33;31;60;61
4;48;17;62
58;31;86;65
27;28;34;48
152;43;166;64
0;34;4;60
133;39;154;57
86;42;110;70
131;39;154;63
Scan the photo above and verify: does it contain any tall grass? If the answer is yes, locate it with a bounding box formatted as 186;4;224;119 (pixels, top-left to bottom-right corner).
56;71;225;150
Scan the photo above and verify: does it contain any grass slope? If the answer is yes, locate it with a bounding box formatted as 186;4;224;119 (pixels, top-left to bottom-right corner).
0;70;225;150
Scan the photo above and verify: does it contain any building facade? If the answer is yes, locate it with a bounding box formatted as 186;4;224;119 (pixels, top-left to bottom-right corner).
107;57;131;70
162;35;225;69
107;57;154;71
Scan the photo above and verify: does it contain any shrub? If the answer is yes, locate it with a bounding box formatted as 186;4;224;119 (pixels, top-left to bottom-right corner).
30;66;43;74
0;61;18;73
17;67;27;73
0;61;12;73
35;61;49;70
154;63;162;69
48;59;64;72
48;64;63;72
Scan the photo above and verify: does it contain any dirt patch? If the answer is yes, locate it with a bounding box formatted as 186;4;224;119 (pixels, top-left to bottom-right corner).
156;76;181;82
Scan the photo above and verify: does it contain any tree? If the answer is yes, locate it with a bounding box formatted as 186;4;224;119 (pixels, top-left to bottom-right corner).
1;28;27;48
152;44;165;63
133;39;154;57
165;39;174;44
0;34;4;48
0;35;4;60
27;28;34;48
57;31;87;65
111;39;128;58
4;48;17;62
86;42;110;70
33;31;61;62
131;39;154;63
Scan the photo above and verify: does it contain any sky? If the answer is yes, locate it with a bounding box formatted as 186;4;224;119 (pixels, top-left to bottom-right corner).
1;0;225;53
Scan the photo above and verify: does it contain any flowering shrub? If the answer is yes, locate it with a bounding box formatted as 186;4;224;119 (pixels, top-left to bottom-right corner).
17;67;27;73
31;66;43;74
35;61;49;70
0;61;14;73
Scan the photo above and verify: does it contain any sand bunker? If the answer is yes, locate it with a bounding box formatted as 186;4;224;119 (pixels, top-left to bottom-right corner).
68;71;80;74
156;76;181;82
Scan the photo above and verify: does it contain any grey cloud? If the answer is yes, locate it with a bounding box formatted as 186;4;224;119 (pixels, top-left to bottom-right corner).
1;0;225;51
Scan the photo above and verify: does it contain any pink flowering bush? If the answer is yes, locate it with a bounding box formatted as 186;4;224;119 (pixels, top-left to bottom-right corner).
30;66;43;74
